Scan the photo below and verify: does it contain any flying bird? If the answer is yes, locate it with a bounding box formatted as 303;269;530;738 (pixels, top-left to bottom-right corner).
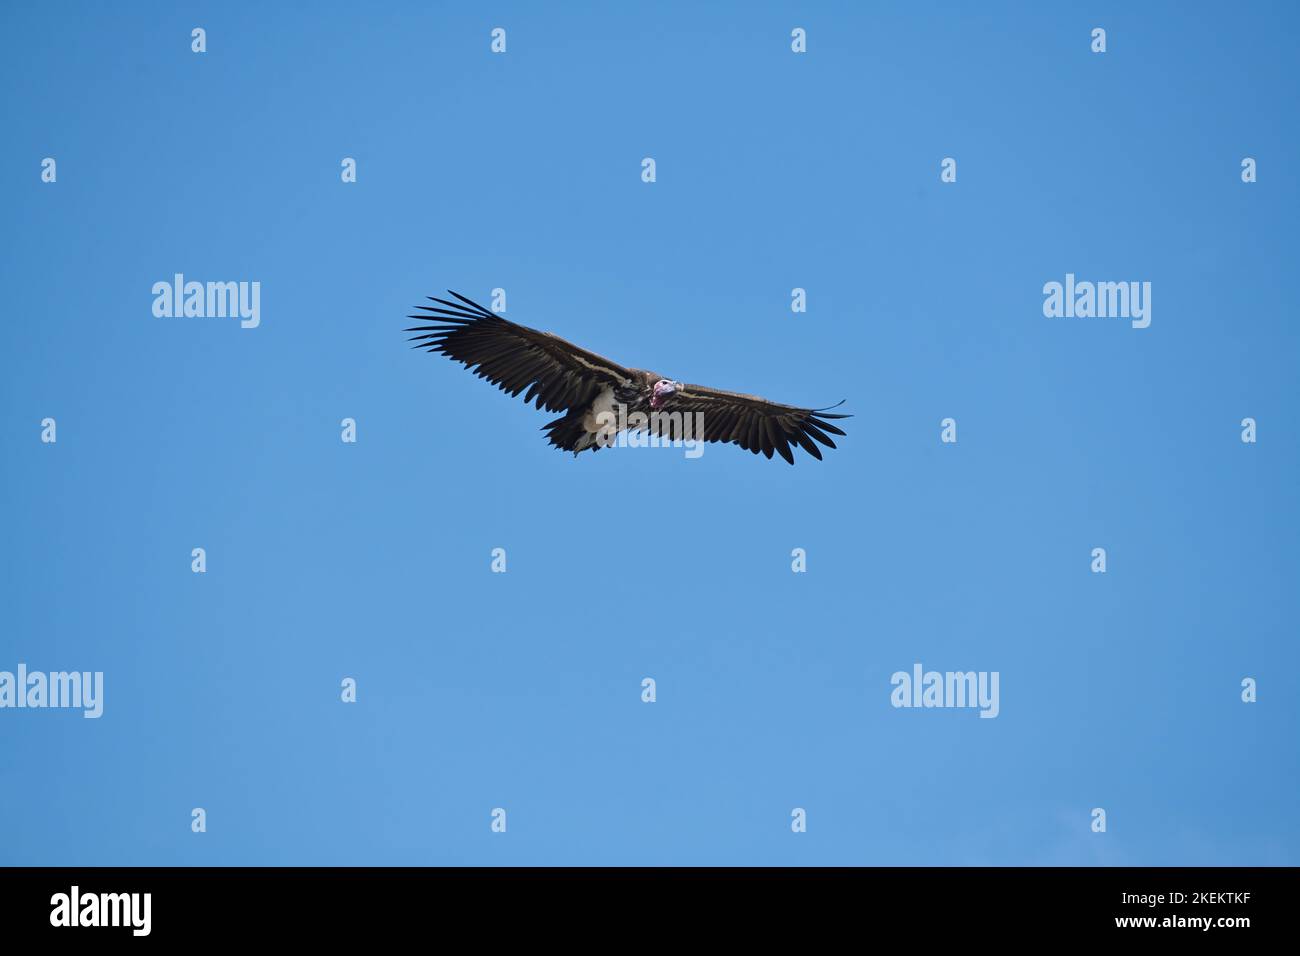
405;292;849;464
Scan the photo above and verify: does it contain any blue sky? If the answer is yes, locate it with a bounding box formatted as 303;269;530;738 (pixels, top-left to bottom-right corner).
1;1;1296;865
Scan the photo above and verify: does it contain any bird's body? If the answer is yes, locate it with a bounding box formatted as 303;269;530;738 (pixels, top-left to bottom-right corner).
552;371;666;454
406;292;849;463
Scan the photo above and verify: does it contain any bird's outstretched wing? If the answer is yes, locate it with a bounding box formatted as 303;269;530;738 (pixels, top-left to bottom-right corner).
662;385;850;464
406;292;633;413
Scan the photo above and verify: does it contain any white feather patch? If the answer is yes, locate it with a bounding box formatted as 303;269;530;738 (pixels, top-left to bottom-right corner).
582;386;618;438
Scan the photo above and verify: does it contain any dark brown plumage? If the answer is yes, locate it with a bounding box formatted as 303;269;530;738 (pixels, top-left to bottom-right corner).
406;291;849;463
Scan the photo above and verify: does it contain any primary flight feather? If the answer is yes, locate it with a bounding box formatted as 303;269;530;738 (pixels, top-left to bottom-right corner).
406;291;850;464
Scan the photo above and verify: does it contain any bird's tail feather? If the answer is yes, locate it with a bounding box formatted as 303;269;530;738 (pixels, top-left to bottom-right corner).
542;412;600;455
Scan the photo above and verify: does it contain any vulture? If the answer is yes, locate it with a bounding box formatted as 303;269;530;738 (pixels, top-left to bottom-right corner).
405;292;850;464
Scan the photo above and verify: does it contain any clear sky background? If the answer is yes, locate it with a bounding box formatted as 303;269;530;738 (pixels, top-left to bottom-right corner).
1;1;1296;865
